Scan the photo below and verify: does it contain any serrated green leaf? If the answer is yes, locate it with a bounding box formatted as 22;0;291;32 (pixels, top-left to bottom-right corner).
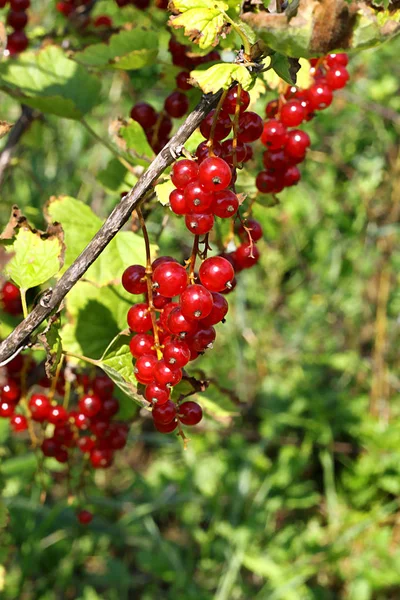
169;0;229;50
155;178;175;206
190;63;253;94
120;120;154;165
0;46;101;119
47;196;155;286
75;28;159;71
4;228;62;291
97;158;138;193
270;52;295;84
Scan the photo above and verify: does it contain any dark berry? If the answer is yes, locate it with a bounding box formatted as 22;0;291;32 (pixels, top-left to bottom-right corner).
178;401;203;425
122;265;147;294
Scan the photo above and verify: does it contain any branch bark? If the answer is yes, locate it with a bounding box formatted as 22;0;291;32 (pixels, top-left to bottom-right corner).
0;105;37;187
0;91;222;364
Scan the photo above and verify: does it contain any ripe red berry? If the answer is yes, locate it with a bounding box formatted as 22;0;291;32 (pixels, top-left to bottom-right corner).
70;411;90;430
48;405;68;426
326;66;349;90
265;99;279;118
199;292;228;327
256;171;283;194
326;53;348;68
1;379;20;403
280;100;306;127
220;139;248;166
308;82;333;110
94;15;112;27
6;30;28;54
198;157;231;192
199;257;235;292
200;110;232;141
0;401;14;418
164;91;189;119
5;355;24;375
262;149;289;172
29;394;51;422
99;397;119;419
1;281;22;315
10;0;30;8
237;112;264;143
130;102;157;129
53;424;74;446
7;10;28;30
284;130;311;160
134;354;157;384
92;375;114;400
234;243;260;269
122;265;147;294
169;189;186;215
180;284;213;320
212;189;239;218
79;393;102;418
163;339;190;369
171;159;198;189
90;418;109;438
238;218;263;242
159;301;179;332
145;382;170;404
127;303;152;333
261;119;288;150
196;140;222;163
90;448;113;469
152;256;178;270
152;400;177;424
282;165;301;187
77;509;93;525
77;436;95;453
222;85;250;114
185;213;214;235
10;414;27;431
153;262;187;297
152;291;171;309
153;360;182;386
55;448;69;463
167;307;199;337
191;326;216;352
56;1;74;15
41;438;60;457
129;333;156;358
154;418;178;433
178;401;203;426
176;71;192;91
184;181;214;214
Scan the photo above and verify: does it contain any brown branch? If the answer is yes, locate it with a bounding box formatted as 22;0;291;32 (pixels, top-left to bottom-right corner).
0;105;37;187
0;91;222;364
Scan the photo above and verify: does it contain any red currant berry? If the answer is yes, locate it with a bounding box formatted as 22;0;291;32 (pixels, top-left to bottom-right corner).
261;119;288;150
145;382;170;405
178;401;203;426
256;171;283;194
130;102;157;129
90;448;113;469
234;243;260;269
169;189;186;215
5;355;24;375
10;414;27;431
238;218;263;242
29;394;51;422
90;418;110;438
1;379;20;403
237;112;264;143
200;110;232;141
163;339;190;369
92;375;114;400
53;424;74;447
6;30;28;54
94;15;112;27
70;411;90;430
308;82;333;110
99;397;119;419
152;399;177;424
284;130;310;160
195;140;222;163
55;448;69;463
153;262;187;297
326;66;349;90
262;150;289;173
56;1;74;15
198;157;231;192
127;303;152;333
199;292;228;327
77;436;95;453
153;360;182;386
41;438;60;457
220;139;248;166
122;265;147;294
326;53;348;68
265;99;279;118
154;418;178;433
180;284;213;320
191;326;216;352
222;85;250;114
7;10;28;30
10;0;30;8
0;401;14;418
48;405;68;426
176;71;192;90
280;100;306;127
199;257;235;292
77;509;93;524
129;333;156;358
185;213;214;235
282;165;301;187
159;301;179;332
79;393;102;418
152;291;172;309
152;256;178;270
1;281;22;315
171;159;198;189
184;181;214;214
164;91;189;119
167;307;199;337
134;354;157;384
212;189;239;218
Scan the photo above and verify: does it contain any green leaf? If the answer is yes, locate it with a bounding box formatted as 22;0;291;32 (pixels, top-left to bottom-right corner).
38;315;63;378
155;178;175;206
169;0;229;50
270;53;295;84
75;28;159;71
47;196;155;286
120;120;154;165
4;228;63;291
97;158;137;193
98;334;147;407
0;46;102;119
190;63;253;94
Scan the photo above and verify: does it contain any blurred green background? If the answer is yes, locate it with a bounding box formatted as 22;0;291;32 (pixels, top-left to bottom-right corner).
1;16;400;600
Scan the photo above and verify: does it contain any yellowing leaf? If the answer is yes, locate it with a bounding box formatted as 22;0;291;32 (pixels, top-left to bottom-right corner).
190;63;253;94
169;0;229;50
155;178;175;206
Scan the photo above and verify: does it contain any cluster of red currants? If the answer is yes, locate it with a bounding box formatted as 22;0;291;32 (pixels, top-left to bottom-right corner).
56;0;113;28
115;0;168;8
257;53;350;195
0;0;30;55
0;280;22;316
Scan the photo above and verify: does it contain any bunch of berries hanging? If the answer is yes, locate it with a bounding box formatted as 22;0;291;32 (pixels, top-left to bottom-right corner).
0;0;30;55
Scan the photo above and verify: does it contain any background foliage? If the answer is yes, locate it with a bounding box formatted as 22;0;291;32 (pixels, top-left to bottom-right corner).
0;1;400;598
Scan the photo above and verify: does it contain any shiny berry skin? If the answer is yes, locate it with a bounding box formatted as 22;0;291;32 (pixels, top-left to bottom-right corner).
256;171;283;194
180;284;213;320
199;257;235;293
198;157;231;192
176;71;192;90
238;218;263;242
220;139;247;165
326;66;349;90
184;181;214;214
191;326;216;352
283;165;301;187
79;393;102;418
237;112;264;143
159;301;179;332
134;354;157;384
153;262;187;297
0;401;14;418
127;303;152;333
284;130;311;160
167;307;199;337
56;1;74;15
171;159;198;188
93;375;114;400
90;448;113;469
53;424;74;447
77;436;95;453
265;99;279;118
122;265;147;294
212;189;239;218
29;394;51;422
145;382;170;405
326;53;348;68
199;292;228;327
222;85;250;114
5;355;24;375
262;150;289;173
77;509;93;525
7;10;28;30
90;418;109;438
10;0;30;8
163;339;190;369
185;213;214;235
178;401;203;426
308;82;333;110
41;438;60;458
200;110;232;141
154;418;178;433
152;291;171;310
152;256;178;270
48;405;68;426
6;30;28;54
152;400;177;424
1;281;22;315
261;119;288;150
1;379;20;403
55;448;69;463
130;102;157;129
169;189;186;215
196;140;222;163
99;397;119;419
280;100;306;127
94;15;112;27
130;333;156;358
234;243;260;269
153;360;182;386
10;414;27;431
70;411;90;430
164;91;189;119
